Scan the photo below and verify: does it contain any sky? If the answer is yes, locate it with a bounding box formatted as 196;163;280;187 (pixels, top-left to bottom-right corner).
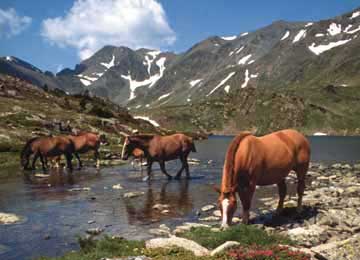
0;0;359;73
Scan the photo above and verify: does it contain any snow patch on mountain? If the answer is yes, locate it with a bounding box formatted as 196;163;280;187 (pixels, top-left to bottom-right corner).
224;85;230;93
305;22;313;27
350;11;360;19
101;55;115;69
241;32;249;37
345;24;360;34
207;72;236;96
280;31;290;41
144;50;161;75
158;92;172;101
248;60;255;65
308;39;352;55
121;57;167;100
189;79;202;88
238;54;252;65
293;29;307;43
236;46;245;54
315;33;325;37
327;23;342;36
241;70;258;88
79;78;92;86
134;116;160;127
5;56;12;61
221;36;237;41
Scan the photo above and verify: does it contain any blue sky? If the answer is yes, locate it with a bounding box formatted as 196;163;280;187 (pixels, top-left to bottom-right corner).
0;0;359;72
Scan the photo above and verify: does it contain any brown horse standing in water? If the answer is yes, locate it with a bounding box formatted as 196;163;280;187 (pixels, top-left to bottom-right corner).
20;136;75;172
66;132;108;169
121;134;196;181
214;129;310;229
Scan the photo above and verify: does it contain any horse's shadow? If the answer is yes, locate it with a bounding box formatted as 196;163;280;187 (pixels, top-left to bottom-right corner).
252;205;319;227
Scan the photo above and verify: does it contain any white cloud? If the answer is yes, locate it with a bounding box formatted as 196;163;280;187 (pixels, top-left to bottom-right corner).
0;8;32;38
41;0;176;60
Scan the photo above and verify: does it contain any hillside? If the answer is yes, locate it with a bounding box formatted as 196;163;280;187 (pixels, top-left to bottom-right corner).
0;75;171;169
1;8;360;135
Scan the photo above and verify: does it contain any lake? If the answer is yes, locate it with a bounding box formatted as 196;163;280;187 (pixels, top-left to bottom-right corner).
0;136;359;260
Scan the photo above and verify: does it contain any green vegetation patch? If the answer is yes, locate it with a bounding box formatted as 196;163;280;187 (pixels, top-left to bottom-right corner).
179;225;293;249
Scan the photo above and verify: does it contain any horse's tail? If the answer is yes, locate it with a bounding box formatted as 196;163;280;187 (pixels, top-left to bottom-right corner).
222;132;252;193
20;137;38;167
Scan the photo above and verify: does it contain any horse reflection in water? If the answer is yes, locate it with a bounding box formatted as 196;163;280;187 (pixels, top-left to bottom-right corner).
124;180;192;224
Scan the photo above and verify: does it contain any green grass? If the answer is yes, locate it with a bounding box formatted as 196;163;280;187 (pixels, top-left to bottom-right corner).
37;225;296;260
38;236;145;260
179;225;293;250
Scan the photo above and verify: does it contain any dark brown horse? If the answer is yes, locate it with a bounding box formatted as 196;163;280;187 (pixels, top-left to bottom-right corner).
121;134;196;181
214;129;310;229
67;132;108;168
20;136;75;172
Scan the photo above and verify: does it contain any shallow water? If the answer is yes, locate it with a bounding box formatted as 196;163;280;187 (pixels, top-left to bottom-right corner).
0;136;359;260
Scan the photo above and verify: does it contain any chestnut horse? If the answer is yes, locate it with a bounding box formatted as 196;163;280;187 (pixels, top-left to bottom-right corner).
214;129;310;229
66;132;108;169
20;136;75;172
121;134;196;181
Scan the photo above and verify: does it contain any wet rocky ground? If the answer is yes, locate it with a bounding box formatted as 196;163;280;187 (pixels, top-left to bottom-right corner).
145;162;360;260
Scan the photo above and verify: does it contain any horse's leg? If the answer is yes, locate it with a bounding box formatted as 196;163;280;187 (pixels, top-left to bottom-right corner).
31;152;40;170
39;153;47;173
184;154;190;179
65;153;73;172
94;149;100;168
175;156;185;180
159;161;172;180
238;185;255;224
143;159;153;181
295;164;308;213
276;179;287;215
74;153;82;169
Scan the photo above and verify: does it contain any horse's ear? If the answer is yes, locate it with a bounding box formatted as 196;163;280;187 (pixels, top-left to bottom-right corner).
212;185;221;194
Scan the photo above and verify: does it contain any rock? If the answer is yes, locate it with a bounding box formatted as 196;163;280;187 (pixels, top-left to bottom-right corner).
353;164;360;170
172;223;210;235
102;257;151;260
123;192;144;198
112;184;123;190
88;220;96;224
210;241;240;256
148;228;170;237
286;225;326;247
161;210;170;214
210;227;221;232
0;212;21;224
152;204;170;211
146;236;210;256
68;187;91;192
331;163;342;169
199;216;220;222
86;227;104;236
201;204;215;212
213;210;221;217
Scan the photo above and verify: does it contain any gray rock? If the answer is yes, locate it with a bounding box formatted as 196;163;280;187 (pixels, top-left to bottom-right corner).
210;241;240;256
146;236;210;256
86;227;104;235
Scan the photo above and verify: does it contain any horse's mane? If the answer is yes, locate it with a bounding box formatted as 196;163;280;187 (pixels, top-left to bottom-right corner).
222;131;252;193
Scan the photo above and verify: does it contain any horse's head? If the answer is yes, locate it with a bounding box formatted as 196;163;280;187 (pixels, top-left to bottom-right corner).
214;185;237;229
121;137;134;160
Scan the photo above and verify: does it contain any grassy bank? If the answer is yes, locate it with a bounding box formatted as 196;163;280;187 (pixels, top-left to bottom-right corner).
38;225;309;260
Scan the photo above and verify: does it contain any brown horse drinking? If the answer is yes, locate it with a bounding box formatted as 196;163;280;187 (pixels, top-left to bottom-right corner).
67;132;108;169
214;129;310;229
20;136;75;172
121;134;196;181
